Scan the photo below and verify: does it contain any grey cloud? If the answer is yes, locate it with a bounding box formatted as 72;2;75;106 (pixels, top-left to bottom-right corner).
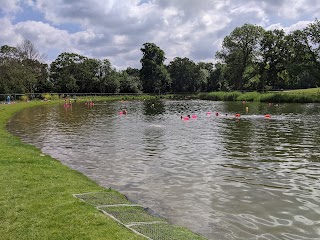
1;0;317;69
0;0;21;14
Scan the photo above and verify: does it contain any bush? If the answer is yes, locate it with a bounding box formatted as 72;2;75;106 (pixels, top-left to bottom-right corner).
51;94;60;100
20;95;29;102
41;93;52;100
40;93;60;101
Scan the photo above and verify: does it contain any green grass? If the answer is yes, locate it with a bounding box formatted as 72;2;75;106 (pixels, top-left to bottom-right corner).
0;100;206;240
0;101;146;240
236;92;261;102
198;89;320;103
198;91;242;101
282;87;320;94
62;94;176;103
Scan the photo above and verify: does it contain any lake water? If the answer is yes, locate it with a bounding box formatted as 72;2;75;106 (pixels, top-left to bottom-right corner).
8;100;320;239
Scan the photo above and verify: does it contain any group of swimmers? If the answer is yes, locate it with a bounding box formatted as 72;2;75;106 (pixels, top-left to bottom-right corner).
85;99;94;106
181;112;271;120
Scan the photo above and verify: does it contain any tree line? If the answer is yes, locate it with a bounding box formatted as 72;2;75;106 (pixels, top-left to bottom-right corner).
1;19;319;95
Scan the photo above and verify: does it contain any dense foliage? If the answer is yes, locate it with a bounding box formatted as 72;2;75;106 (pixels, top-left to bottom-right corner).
0;40;49;94
0;19;319;95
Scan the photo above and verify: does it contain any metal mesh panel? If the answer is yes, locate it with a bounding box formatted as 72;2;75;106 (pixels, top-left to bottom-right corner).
99;205;167;225
73;192;206;240
131;223;206;240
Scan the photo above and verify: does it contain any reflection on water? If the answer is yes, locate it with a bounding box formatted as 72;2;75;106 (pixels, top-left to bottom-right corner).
8;100;320;239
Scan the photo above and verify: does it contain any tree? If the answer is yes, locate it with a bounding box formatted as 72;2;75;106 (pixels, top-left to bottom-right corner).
140;42;171;93
305;19;320;64
216;24;265;90
303;19;320;87
104;70;120;93
0;45;21;94
0;40;49;94
207;63;231;91
0;45;20;64
50;52;88;93
116;68;142;93
17;40;49;93
125;67;140;77
119;71;142;93
17;39;46;62
285;28;319;89
197;62;213;92
259;29;288;90
92;59;117;93
168;57;201;92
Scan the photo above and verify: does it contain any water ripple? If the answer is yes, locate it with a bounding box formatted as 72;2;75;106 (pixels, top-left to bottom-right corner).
7;100;320;240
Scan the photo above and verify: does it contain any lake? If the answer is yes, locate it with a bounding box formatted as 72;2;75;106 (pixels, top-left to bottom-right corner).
8;100;320;239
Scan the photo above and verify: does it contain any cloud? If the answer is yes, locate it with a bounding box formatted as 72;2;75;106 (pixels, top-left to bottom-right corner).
14;21;69;47
0;0;318;69
272;0;320;19
0;0;21;14
266;20;312;33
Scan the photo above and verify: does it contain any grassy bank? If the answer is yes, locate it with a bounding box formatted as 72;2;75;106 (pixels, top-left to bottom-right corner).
0;101;146;239
0;100;206;240
198;88;320;103
25;93;175;103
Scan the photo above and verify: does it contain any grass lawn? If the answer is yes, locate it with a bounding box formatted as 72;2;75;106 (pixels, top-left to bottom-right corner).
0;101;146;240
0;99;206;240
283;87;320;94
198;88;320;103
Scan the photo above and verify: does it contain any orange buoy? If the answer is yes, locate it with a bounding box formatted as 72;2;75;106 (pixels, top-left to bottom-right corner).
235;113;241;117
265;114;271;118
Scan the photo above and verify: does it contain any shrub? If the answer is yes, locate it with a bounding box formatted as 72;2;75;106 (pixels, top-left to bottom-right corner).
41;93;52;100
20;95;29;102
40;93;60;101
51;94;60;100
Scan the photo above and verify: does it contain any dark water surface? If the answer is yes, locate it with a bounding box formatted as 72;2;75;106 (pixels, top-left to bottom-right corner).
8;100;320;239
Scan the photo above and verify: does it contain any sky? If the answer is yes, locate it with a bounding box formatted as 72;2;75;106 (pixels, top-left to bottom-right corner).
0;0;319;70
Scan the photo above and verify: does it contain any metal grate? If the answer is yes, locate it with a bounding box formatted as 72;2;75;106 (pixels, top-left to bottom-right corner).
74;191;206;240
99;205;167;225
131;222;206;240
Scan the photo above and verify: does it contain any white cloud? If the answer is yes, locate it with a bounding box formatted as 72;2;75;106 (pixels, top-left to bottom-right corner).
0;0;21;14
275;0;320;19
267;20;312;33
0;0;318;69
266;23;284;31
0;17;24;45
